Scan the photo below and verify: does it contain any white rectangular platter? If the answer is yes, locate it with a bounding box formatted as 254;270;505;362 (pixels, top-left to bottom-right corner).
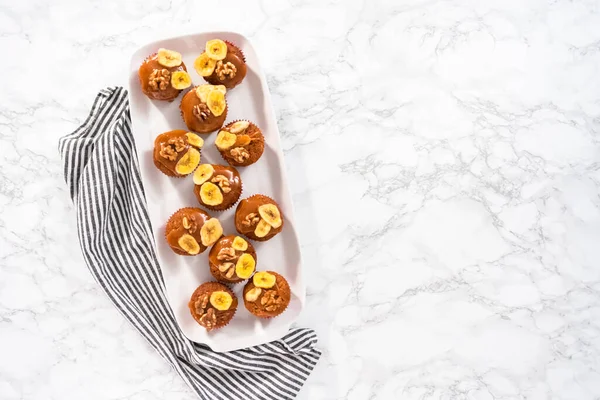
128;32;305;352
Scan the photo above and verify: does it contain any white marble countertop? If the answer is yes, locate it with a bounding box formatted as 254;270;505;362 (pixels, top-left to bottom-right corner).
2;0;600;399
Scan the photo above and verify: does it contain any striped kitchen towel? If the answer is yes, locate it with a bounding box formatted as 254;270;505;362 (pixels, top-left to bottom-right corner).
58;87;321;400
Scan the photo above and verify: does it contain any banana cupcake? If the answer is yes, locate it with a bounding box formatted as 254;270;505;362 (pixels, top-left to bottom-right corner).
193;164;242;211
165;207;223;256
243;271;290;318
189;282;237;331
208;235;257;284
215;121;265;167
180;84;228;133
139;48;192;101
194;39;247;89
153;130;204;177
235;195;283;241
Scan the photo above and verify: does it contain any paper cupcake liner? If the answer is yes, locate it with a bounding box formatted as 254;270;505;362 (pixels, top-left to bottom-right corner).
165;207;211;256
194;166;243;212
217;120;263;167
142;52;158;65
224;40;246;63
180;86;228;134
189;281;238;331
242;272;290;319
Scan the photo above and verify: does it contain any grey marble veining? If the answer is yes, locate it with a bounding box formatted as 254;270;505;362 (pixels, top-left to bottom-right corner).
1;0;600;399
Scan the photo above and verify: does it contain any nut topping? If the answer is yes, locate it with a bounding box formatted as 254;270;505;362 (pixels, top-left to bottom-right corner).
187;215;198;234
193;103;212;121
181;215;198;233
148;68;171;91
230;147;250;163
159;136;187;161
195;294;209;314
217;247;237;261
260;289;285;312
168;137;186;152
199;307;217;329
217;261;235;280
159;144;177;161
218;262;234;272
260;292;269;305
195;294;217;330
211;175;231;193
215;60;237;80
242;212;260;227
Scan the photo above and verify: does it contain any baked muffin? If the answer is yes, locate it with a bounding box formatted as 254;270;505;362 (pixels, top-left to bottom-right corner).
208;235;257;284
215;121;264;167
243;271;290;318
189;282;237;331
194;39;247;89
235;195;283;241
180;84;228;133
153;130;204;177
139;48;192;101
165;208;223;256
193;164;242;211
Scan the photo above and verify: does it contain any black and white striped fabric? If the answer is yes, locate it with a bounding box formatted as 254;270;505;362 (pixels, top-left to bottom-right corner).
58;87;321;400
